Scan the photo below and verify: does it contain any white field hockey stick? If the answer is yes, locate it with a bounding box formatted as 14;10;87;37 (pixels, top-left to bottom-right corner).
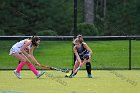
70;61;86;77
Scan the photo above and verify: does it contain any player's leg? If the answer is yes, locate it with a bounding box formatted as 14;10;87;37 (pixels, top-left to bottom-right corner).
11;53;26;79
26;62;45;78
65;60;79;77
21;55;45;78
72;53;77;74
73;60;80;72
72;54;86;74
12;53;44;78
86;58;92;78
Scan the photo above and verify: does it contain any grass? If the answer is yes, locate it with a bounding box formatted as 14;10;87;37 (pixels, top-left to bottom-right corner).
0;40;140;69
0;39;139;92
0;70;140;93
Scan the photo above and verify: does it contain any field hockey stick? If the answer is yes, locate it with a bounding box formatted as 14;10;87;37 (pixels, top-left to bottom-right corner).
36;64;70;73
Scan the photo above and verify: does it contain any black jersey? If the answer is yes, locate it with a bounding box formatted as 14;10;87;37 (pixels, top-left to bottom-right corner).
76;43;90;60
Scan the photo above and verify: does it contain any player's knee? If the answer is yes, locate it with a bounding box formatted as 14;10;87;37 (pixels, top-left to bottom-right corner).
20;59;25;62
86;62;91;67
21;59;28;63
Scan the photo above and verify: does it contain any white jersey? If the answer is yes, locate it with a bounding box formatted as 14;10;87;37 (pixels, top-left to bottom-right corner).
9;39;32;55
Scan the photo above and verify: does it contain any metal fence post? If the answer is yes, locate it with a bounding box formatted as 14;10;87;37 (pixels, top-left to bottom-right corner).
129;39;131;70
74;0;77;38
73;0;78;67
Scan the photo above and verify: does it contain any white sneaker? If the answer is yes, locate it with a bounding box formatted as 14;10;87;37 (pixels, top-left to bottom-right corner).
36;71;45;78
13;70;22;79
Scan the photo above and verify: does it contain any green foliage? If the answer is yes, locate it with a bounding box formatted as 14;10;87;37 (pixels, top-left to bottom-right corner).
101;0;140;35
0;0;139;36
37;30;57;36
15;33;25;36
0;29;5;35
0;0;74;35
77;23;99;36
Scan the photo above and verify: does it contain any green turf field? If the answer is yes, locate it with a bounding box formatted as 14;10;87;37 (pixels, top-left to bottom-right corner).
0;40;140;69
0;40;140;92
0;70;140;93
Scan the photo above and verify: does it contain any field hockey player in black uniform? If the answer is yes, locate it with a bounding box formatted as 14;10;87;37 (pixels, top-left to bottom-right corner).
66;36;93;78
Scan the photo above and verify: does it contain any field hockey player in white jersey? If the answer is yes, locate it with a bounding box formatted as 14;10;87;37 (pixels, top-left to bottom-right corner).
9;36;45;79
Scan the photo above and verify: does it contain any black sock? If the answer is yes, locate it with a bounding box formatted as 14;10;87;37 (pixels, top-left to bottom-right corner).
86;62;91;75
70;70;77;76
71;71;73;75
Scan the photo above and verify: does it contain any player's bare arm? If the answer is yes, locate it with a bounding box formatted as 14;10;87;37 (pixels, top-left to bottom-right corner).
73;46;81;63
83;42;92;55
29;46;40;65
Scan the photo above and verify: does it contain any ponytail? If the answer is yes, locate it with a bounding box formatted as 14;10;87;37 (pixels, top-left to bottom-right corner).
31;36;40;47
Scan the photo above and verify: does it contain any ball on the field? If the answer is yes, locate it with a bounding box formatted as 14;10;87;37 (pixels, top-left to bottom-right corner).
65;73;70;77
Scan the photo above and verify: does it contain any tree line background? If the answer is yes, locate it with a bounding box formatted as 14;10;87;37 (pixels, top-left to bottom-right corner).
0;0;139;36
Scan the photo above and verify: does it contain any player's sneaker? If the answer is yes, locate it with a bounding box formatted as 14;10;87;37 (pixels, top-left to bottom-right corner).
88;74;92;78
13;70;22;79
36;71;45;78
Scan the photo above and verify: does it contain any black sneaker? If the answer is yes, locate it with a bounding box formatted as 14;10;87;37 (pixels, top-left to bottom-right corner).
69;73;77;78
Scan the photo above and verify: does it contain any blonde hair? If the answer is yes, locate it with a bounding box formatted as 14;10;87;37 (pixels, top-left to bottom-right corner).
77;34;83;38
77;34;84;42
73;37;83;44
